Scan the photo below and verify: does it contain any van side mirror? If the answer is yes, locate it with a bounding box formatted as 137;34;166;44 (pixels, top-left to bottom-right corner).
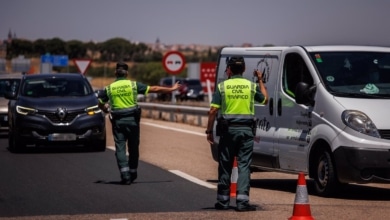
295;82;316;106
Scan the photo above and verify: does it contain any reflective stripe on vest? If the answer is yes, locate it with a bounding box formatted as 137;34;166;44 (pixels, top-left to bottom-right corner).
107;80;138;110
219;78;255;120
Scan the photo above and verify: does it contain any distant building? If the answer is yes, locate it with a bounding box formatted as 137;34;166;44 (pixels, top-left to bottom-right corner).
0;43;6;59
0;29;17;59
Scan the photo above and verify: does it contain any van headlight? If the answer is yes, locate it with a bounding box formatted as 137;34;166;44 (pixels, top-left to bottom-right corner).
341;110;380;138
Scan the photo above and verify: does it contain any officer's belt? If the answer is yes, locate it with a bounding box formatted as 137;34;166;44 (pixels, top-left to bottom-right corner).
228;121;253;127
111;107;138;117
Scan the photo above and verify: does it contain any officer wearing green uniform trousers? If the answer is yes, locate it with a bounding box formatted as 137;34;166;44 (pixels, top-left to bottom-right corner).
99;62;181;185
206;56;268;211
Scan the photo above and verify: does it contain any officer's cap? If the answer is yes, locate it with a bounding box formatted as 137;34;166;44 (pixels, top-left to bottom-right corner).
227;56;245;67
116;62;128;71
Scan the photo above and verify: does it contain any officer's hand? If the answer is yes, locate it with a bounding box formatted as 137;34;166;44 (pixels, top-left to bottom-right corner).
172;81;182;91
207;133;214;145
98;102;110;113
254;69;263;81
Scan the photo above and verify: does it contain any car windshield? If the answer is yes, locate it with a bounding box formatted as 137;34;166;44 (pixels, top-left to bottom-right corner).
161;77;183;86
311;51;390;98
185;79;202;87
21;77;91;97
0;79;20;97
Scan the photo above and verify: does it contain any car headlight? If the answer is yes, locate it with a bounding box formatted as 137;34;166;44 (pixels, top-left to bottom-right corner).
85;105;101;115
16;105;37;115
341;110;380;138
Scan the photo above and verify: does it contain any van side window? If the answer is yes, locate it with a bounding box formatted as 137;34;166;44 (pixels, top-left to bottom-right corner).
283;53;313;98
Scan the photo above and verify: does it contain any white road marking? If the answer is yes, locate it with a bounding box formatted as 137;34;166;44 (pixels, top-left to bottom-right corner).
107;122;215;189
107;146;216;189
169;170;216;189
141;121;205;137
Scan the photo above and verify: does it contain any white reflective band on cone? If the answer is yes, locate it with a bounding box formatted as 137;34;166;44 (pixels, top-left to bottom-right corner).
294;186;309;204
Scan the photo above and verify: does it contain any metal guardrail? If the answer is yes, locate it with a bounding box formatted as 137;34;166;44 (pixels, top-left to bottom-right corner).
138;102;209;127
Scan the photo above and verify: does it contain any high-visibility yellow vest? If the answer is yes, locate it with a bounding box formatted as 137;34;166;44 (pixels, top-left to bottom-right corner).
106;80;138;111
219;78;255;120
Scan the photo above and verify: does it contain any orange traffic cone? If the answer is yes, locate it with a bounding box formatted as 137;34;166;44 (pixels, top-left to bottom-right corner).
230;157;238;197
289;172;314;220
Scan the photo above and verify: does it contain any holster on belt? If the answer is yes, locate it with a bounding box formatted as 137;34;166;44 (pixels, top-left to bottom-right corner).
216;117;228;136
251;119;257;136
134;107;142;124
110;107;142;123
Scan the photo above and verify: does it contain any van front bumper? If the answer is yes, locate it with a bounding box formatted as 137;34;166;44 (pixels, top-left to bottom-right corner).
333;146;390;183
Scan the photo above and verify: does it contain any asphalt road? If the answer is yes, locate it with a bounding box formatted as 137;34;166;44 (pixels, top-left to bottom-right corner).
0;117;390;220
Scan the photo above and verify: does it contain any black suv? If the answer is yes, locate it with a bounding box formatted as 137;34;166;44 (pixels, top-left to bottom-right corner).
177;78;205;101
156;77;183;101
5;73;106;152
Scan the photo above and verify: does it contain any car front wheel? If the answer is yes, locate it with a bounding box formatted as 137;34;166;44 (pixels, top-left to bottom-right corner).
9;131;26;153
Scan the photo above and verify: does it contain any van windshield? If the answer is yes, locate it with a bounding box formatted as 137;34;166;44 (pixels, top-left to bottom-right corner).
310;52;390;98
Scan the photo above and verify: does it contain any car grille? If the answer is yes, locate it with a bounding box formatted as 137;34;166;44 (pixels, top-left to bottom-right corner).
378;130;390;140
39;110;84;124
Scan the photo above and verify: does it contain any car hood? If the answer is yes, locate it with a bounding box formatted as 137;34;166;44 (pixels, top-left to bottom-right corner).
334;97;390;129
17;95;99;111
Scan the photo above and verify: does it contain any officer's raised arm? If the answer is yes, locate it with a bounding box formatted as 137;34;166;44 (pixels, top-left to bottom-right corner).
148;81;181;93
254;69;269;105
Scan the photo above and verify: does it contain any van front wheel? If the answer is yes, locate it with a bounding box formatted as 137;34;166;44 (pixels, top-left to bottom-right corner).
313;149;339;197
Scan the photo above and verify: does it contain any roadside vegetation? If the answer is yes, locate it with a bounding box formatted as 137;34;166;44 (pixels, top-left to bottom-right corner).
5;37;221;85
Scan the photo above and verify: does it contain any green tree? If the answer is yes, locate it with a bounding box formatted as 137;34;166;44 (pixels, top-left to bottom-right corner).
129;62;186;85
85;40;98;59
46;38;67;55
131;42;148;61
67;40;87;59
6;39;33;58
99;38;132;61
33;39;48;56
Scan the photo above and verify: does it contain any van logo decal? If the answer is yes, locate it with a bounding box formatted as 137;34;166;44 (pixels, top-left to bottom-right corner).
256;54;274;84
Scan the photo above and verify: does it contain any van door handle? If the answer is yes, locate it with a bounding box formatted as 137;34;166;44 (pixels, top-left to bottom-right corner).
269;98;273;115
278;98;282;116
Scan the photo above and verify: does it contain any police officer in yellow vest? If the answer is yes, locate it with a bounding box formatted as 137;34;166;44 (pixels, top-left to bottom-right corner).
206;56;268;211
99;62;181;185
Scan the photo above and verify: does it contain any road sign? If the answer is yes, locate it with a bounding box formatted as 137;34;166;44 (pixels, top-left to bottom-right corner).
162;51;186;75
52;55;68;67
40;54;68;67
200;62;216;93
73;59;92;75
41;54;53;63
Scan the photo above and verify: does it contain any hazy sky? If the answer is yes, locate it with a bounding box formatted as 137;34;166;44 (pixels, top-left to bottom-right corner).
1;0;389;47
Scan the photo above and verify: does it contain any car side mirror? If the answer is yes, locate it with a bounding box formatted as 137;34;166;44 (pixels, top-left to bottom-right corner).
295;82;316;106
4;91;17;100
94;89;105;98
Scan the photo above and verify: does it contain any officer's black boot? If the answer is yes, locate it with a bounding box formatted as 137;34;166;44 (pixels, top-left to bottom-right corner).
120;172;131;185
130;171;137;183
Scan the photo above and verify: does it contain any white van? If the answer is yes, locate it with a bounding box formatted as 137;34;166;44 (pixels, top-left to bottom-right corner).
210;45;390;197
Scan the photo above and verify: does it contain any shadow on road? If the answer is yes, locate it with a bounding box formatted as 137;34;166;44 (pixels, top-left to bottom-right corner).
250;178;390;200
94;180;173;185
6;145;105;154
